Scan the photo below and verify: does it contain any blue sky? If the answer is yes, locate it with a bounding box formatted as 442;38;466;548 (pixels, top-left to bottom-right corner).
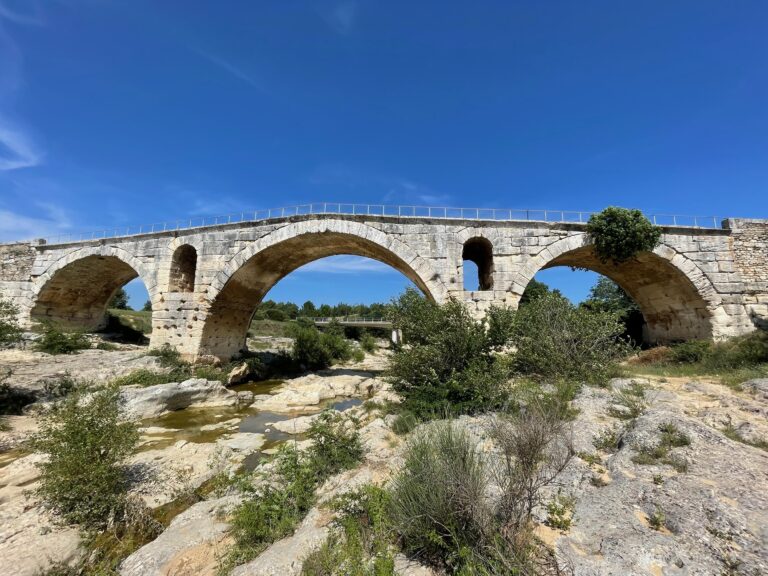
1;1;767;308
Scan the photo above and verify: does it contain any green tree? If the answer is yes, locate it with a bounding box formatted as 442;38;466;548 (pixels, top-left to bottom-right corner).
583;277;638;315
0;295;22;347
585;206;662;265
32;384;139;528
300;300;317;317
108;288;130;310
141;299;152;312
512;292;632;384
519;278;563;305
387;289;514;418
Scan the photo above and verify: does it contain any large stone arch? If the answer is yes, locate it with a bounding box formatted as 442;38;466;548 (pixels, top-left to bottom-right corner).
199;219;448;359
30;245;157;331
511;234;722;343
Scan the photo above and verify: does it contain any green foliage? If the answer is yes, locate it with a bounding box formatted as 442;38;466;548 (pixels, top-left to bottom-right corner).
306;410;364;478
147;343;186;368
108;287;130;310
226;411;364;568
585;206;662;265
0;295;22;347
608;382;647;420
141;299;152;312
41;373;79;399
721;422;768;451
593;425;623;453
291;322;353;370
519;278;562;306
649;507;666;531
632;422;690;473
582;277;639;315
303;485;395;576
670;340;712;364
387;289;513;419
360;333;377;353
512;292;632;385
31;384;139;528
35;323;91;355
111;368;177;388
389;421;488;571
545;490;576;531
391;410;419;435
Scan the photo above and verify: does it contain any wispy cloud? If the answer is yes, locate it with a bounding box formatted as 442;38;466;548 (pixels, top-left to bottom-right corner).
0;202;72;242
0;121;42;170
0;1;45;27
295;255;395;274
194;48;264;91
323;1;357;34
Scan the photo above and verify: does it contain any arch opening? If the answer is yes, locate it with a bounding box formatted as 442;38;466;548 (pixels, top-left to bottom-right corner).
462;237;494;291
199;231;437;360
169;244;197;292
524;245;714;344
31;255;145;332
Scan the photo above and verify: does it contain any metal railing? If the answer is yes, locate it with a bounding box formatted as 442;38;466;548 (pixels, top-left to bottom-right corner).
303;316;391;325
9;202;728;246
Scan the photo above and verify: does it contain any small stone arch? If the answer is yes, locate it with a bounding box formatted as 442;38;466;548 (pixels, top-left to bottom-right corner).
462;237;494;290
30;245;157;331
199;219;449;359
512;233;722;343
169;244;197;292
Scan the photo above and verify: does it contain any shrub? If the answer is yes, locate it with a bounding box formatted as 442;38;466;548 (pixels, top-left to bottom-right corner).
387;289;513;419
360;333;377;353
389;421;488;570
111;368;177;387
632;422;691;473
306;410;363;478
0;295;22;347
147;343;187;368
292;324;333;370
649;507;666;531
31;384;139;528
226;410;364;567
35;324;91;355
670;340;712;364
0;369;36;415
391;410;418;435
546;490;576;531
302;484;395;576
608;382;647;419
41;373;79;399
585;206;662;265
512;292;632;385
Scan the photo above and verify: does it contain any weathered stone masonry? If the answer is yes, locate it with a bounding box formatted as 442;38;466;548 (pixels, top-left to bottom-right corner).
1;214;766;360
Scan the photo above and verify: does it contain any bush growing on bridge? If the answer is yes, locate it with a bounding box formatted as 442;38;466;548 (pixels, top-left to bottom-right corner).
31;384;139;528
511;292;632;385
586;206;662;265
387;288;515;419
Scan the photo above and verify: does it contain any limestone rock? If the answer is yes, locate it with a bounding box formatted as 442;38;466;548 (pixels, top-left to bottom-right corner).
119;496;240;576
227;362;250;385
120;378;241;420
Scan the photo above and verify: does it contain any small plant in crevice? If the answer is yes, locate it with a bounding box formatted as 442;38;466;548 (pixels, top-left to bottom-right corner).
721;421;768;452
302;484;396;576
653;474;664;485
632;422;691;473
648;507;667;531
594;425;623;452
546;490;576;531
609;382;647;420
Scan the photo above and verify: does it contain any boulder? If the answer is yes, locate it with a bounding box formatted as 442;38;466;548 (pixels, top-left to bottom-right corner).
120;379;241;420
227;362;251;385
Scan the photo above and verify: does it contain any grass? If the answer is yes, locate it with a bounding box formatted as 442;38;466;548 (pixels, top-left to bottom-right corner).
546;491;576;531
632;422;691;473
248;319;296;338
608;381;647;420
721;423;768;451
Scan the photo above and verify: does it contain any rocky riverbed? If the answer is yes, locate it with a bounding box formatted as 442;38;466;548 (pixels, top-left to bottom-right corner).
1;344;767;576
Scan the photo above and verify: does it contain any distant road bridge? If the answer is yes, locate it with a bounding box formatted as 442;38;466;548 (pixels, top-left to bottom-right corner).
1;203;766;360
304;317;393;329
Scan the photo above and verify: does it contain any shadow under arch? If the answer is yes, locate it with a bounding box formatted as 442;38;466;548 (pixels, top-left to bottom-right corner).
515;236;719;344
30;247;154;331
199;224;447;360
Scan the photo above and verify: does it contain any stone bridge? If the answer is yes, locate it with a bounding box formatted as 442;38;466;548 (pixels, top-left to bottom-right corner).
1;209;767;360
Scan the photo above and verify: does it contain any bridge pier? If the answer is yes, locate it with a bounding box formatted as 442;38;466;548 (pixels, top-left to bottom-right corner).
0;212;765;362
